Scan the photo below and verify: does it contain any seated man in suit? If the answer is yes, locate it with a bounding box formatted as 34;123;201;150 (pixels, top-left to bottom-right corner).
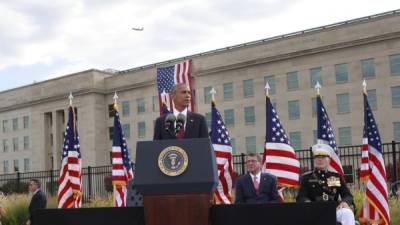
296;144;355;225
153;83;208;140
26;179;47;225
235;153;279;203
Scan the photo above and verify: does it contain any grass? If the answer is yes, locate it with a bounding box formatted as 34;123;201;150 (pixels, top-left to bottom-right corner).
0;190;398;225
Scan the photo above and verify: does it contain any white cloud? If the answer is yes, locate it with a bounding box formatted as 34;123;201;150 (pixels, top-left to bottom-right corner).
0;0;399;91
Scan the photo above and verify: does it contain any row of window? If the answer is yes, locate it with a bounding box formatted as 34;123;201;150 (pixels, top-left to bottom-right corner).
108;122;147;140
2;158;30;174
2;116;29;133
2;136;30;152
204;55;400;103
109;97;160;118
241;122;400;152
204;86;400;128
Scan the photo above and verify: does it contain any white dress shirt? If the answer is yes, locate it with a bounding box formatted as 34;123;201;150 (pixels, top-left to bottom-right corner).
250;171;261;184
173;107;188;129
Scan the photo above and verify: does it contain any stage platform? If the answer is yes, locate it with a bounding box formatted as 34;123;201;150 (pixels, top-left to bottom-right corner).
34;202;336;225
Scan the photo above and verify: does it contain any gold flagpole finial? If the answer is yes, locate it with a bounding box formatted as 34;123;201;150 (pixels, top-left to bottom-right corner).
314;81;322;95
265;82;271;97
210;87;216;103
69;92;74;106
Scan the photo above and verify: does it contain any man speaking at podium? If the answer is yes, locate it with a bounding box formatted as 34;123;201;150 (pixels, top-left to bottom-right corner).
153;83;208;140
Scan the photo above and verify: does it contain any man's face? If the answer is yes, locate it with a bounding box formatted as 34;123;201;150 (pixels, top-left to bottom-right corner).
246;156;261;174
28;181;38;193
172;85;191;109
314;156;330;170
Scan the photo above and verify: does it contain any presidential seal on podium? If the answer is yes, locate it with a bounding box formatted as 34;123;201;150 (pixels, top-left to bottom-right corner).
158;146;189;176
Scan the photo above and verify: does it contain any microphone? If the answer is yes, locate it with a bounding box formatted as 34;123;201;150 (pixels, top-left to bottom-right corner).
176;113;186;132
164;113;176;132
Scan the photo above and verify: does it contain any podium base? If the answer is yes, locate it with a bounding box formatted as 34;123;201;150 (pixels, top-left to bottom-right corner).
143;193;211;225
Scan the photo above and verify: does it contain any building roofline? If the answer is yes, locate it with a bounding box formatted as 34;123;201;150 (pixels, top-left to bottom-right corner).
0;69;113;94
119;9;400;74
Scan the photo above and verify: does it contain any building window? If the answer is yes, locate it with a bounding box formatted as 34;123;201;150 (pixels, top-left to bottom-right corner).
337;93;350;113
205;112;212;129
3;139;8;153
392;86;400;108
394;122;400;142
230;138;236;154
288;100;300;120
108;104;115;118
287;71;299;91
223;83;233;101
224;109;235;127
23;116;29;129
12;137;18;151
343;165;354;183
24;158;30;172
311;97;317;117
335;63;348;84
122;124;130;138
3;161;9;174
109;127;114;140
361;58;375;79
138;122;146;138
264;75;276;94
244;106;255;125
243;79;254;98
310;67;323;87
245;136;257;153
122;101;130;116
2;120;8;133
289;132;301;150
152;96;159;112
367;89;377;110
137;98;145;114
13;159;19;172
12;118;18;131
338;127;352;146
313;130;317;144
202;86;211;104
389;54;400;76
23;136;29;150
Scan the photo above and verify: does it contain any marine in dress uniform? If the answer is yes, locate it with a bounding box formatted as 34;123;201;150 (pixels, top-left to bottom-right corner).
296;144;356;225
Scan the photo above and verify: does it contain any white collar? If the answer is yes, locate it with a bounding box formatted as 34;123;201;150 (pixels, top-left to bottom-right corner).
250;171;261;181
33;189;40;195
173;107;188;118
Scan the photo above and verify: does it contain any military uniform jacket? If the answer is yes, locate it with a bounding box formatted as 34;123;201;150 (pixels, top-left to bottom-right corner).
296;169;353;206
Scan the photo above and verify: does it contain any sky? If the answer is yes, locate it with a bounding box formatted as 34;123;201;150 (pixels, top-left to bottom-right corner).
0;0;399;91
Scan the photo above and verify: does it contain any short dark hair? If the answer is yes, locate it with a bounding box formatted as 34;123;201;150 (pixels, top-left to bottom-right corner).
171;83;188;94
246;153;262;162
30;179;41;188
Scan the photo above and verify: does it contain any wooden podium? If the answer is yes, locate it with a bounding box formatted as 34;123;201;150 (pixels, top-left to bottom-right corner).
134;138;218;225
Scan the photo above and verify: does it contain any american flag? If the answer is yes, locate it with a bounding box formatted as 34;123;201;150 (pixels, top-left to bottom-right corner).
262;95;300;199
157;60;194;115
57;106;82;208
210;101;233;204
359;92;390;225
112;105;134;207
316;95;344;176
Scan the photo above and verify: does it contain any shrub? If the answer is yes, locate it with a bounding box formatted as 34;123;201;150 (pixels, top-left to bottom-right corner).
0;181;29;195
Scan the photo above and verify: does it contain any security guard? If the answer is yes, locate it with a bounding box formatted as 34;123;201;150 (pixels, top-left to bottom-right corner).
296;144;355;225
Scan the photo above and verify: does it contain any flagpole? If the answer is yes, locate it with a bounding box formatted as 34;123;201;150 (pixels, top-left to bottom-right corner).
360;79;369;224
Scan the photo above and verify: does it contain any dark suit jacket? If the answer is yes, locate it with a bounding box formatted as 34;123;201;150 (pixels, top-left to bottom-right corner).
235;172;280;204
29;189;47;221
153;111;209;140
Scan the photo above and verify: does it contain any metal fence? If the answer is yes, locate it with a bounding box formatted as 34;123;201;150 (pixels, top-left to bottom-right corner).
0;141;399;202
233;141;400;188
